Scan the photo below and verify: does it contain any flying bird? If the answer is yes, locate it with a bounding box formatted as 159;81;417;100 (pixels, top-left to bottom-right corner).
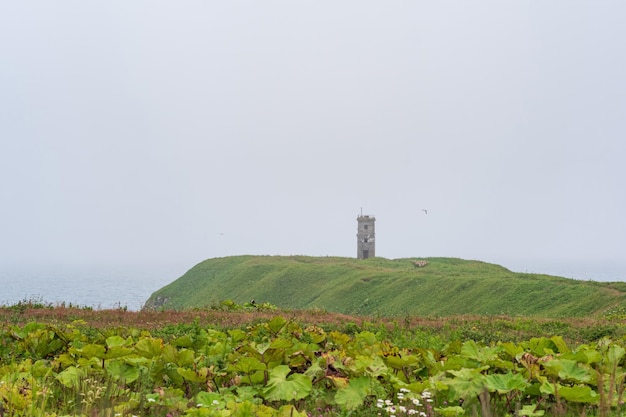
422;209;428;214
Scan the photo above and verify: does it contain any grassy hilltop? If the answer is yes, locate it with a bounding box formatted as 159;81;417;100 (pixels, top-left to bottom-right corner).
144;255;626;317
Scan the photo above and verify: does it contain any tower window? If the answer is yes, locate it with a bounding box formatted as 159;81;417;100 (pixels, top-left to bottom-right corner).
364;225;368;230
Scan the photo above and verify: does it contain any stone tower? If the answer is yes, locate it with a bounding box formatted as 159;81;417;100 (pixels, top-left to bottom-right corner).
356;214;375;259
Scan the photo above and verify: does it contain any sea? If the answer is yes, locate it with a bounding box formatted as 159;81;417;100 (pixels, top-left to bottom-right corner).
1;259;625;311
0;263;189;311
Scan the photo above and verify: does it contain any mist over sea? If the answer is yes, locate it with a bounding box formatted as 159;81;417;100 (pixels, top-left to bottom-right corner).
0;263;187;311
1;259;625;311
503;259;626;283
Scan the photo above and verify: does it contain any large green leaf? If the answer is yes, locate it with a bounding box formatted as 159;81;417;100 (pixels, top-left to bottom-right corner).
56;366;86;388
461;340;500;364
106;335;129;348
134;337;163;359
334;376;370;410
528;338;558;357
563;348;602;365
228;329;247;343
543;359;592;383
77;343;106;359
196;391;223;407
177;367;208;383
103;345;134;360
231;356;266;374
354;355;388;377
550;336;570;354
269;338;293;350
606;344;625;369
559;385;599;404
384;353;420;371
539;380;556;396
162;345;195;367
239;342;270;359
171;335;194;348
484;372;529;393
539;381;598;403
267;316;287;335
444;367;489;400
500;342;524;360
106;359;140;383
263;365;312;401
18;328;66;359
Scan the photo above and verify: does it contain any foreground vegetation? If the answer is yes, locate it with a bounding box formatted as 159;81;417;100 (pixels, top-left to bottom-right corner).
143;256;626;318
4;302;626;416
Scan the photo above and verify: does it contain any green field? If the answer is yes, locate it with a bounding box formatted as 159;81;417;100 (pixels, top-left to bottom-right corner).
144;256;626;318
3;303;626;417
6;257;626;416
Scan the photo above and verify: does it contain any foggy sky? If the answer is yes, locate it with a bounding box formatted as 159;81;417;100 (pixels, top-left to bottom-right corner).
1;1;625;279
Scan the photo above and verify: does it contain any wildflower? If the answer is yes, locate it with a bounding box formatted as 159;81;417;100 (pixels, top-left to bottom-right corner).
397;392;405;400
412;398;421;406
408;410;417;415
385;399;393;406
197;403;203;407
421;390;434;403
212;400;220;405
377;399;384;408
400;387;410;393
147;398;156;403
399;406;407;413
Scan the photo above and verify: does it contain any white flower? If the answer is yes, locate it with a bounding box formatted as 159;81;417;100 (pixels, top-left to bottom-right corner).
385;399;393;406
212;400;220;405
412;398;421;406
399;406;407;413
147;398;156;403
397;392;405;400
408;410;417;415
197;403;203;407
399;387;411;393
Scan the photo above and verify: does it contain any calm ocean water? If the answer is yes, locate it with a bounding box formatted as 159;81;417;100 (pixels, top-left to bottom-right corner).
503;259;626;283
1;260;624;311
0;263;189;311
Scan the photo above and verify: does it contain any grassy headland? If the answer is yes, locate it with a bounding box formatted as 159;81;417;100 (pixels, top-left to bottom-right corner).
143;255;626;317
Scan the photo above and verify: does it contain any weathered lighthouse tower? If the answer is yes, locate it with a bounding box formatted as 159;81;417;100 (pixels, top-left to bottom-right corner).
356;214;375;259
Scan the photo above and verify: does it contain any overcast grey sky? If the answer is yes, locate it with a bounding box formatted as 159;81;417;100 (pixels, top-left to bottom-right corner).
1;2;625;279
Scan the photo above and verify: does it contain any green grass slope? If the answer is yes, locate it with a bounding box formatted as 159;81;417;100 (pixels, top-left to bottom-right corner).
143;256;626;317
